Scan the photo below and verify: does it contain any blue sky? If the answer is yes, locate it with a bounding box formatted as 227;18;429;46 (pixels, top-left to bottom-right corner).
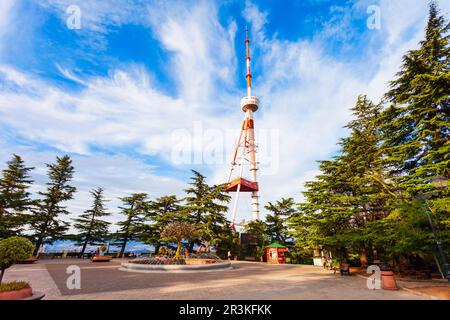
0;0;448;230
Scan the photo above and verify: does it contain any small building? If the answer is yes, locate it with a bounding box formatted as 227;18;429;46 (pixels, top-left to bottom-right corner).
265;243;287;264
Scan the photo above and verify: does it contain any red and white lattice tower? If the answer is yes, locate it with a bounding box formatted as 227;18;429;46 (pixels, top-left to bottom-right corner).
225;27;260;228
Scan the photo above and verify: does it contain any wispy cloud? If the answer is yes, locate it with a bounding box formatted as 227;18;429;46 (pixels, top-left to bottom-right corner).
1;0;448;226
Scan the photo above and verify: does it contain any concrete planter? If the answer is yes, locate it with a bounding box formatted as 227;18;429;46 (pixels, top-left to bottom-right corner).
381;271;399;290
0;288;32;300
120;260;232;273
185;258;219;265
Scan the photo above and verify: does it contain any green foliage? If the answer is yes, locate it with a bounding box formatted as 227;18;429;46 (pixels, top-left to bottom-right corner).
0;155;35;239
0;281;30;292
184;170;232;253
136;195;185;251
161;222;198;258
73;187;111;255
244;219;268;247
29;155;76;254
0;237;34;284
380;1;450;196
291;3;450;271
115;193;150;258
265;198;296;246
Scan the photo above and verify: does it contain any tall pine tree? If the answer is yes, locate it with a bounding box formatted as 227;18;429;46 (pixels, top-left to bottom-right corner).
30;155;76;255
73;187;110;256
292;96;391;263
0;155;35;239
380;1;450;195
115;193;149;258
137;195;185;254
184;170;231;253
265;198;296;246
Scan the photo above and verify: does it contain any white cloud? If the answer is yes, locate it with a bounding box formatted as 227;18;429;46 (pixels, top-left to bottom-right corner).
0;0;17;57
1;0;448;226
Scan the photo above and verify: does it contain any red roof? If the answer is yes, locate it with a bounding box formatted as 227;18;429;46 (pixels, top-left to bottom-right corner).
225;177;259;192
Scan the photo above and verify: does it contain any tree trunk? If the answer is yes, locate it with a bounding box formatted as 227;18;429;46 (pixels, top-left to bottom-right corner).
175;241;181;259
80;240;88;257
119;237;128;258
33;237;44;256
0;267;5;284
359;245;368;268
154;243;161;255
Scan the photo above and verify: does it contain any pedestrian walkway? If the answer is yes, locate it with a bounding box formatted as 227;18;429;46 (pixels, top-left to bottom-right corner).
4;260;435;300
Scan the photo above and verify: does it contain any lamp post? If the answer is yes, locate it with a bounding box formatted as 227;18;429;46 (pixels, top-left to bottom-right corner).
418;175;449;282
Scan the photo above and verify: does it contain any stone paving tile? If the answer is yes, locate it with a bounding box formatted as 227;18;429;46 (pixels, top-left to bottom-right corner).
5;261;430;300
3;264;62;300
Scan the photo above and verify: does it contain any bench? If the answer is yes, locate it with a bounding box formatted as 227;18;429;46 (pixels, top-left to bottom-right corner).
334;264;350;276
91;255;112;262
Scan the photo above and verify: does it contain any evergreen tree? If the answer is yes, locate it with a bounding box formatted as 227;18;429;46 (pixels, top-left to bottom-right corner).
380;1;450;195
73;187;110;256
265;197;296;246
291;96;391;263
137;195;185;254
244;219;268;247
338;96;392;264
0;155;35;239
184;170;231;253
116;193;149;258
30;155;76;255
373;2;450;266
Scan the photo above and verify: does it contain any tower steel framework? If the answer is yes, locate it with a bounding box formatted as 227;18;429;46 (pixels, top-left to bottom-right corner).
225;28;260;228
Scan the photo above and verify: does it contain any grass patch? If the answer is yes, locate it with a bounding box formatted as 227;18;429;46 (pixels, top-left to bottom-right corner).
0;281;31;292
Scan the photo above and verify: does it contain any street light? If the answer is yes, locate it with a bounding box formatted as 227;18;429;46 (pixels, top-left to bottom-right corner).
418;175;449;282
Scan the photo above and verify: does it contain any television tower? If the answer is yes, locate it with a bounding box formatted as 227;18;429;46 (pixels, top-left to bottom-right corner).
225;27;260;228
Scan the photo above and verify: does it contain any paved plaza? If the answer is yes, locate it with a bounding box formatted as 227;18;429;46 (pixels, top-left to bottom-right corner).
4;260;447;300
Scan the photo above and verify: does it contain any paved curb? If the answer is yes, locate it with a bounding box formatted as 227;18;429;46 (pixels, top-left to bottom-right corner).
399;286;442;300
356;274;443;300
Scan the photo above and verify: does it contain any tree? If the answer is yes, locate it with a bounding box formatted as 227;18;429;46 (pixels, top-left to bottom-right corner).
160;222;198;259
116;193;149;258
244;219;268;261
372;2;450;266
0;155;35;239
0;237;34;284
291;96;392;264
265;198;296;246
244;219;268;247
73;187;110;256
29;155;76;255
137;195;186;254
184;170;231;252
380;1;450;196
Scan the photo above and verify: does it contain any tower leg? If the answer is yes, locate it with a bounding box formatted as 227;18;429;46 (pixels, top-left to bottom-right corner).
251;191;259;220
230;184;242;226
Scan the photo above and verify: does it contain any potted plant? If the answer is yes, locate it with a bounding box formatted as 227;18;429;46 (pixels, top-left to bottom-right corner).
0;237;35;300
91;245;112;262
99;245;108;255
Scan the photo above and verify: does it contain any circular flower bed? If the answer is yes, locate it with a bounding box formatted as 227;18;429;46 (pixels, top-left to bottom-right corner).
129;256;186;265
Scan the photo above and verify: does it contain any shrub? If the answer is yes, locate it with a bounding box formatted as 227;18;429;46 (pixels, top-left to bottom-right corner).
0;237;34;284
0;281;30;293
